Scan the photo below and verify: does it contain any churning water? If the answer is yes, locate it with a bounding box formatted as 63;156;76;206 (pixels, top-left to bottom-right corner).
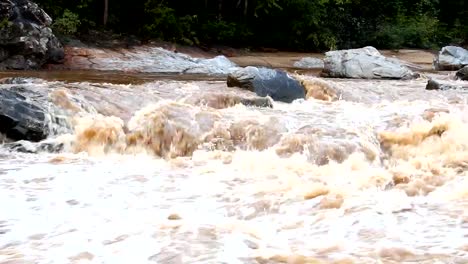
0;71;467;264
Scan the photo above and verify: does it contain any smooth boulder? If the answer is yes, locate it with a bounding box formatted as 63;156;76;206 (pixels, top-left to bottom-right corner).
0;0;64;69
456;66;468;81
433;46;468;71
227;66;305;103
321;46;416;79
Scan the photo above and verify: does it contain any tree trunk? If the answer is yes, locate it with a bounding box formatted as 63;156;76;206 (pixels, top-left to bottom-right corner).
244;0;248;16
218;0;222;21
103;0;108;26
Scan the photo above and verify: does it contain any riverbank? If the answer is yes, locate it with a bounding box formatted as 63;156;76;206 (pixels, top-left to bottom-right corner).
41;37;438;73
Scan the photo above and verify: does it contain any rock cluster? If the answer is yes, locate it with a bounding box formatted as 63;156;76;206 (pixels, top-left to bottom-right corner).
0;0;64;69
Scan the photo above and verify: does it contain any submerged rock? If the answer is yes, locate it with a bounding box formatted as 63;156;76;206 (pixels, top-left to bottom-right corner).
186;93;273;109
425;79;467;91
456;66;468;81
227;66;305;103
0;0;64;69
433;46;468;71
3;140;64;153
293;57;324;69
321;46;417;79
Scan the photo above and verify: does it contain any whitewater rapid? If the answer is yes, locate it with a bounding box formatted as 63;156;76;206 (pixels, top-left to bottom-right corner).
0;73;467;263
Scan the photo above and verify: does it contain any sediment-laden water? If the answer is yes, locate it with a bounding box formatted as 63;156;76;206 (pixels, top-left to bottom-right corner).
0;71;467;264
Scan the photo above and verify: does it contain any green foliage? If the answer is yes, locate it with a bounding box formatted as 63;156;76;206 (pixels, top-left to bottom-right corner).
373;15;439;49
143;0;198;45
0;18;11;30
34;0;468;50
52;9;81;35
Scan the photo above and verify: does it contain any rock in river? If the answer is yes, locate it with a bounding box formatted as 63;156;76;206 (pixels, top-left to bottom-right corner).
65;45;239;75
321;46;416;79
0;87;49;141
456;66;468;81
293;57;324;69
425;79;468;91
227;66;305;103
433;46;468;71
0;81;70;142
0;0;64;69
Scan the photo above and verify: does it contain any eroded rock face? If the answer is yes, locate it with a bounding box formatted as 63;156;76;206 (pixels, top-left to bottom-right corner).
0;0;64;70
227;66;305;103
433;46;468;71
321;46;417;80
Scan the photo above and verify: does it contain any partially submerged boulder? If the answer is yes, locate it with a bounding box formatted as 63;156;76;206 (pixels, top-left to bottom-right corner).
0;87;49;141
293;57;324;69
321;46;417;79
433;46;468;71
456;66;468;81
425;79;468;91
227;66;305;103
0;0;64;69
0;80;71;142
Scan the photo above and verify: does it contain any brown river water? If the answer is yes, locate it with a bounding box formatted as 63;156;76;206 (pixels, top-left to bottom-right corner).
0;69;468;264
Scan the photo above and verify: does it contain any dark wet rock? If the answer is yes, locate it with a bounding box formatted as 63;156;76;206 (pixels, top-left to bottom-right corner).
0;85;71;142
456;66;468;81
227;66;305;103
0;0;64;70
3;140;64;153
425;79;468;91
433;46;468;71
0;87;48;141
321;46;417;79
293;57;324;69
186;93;273;109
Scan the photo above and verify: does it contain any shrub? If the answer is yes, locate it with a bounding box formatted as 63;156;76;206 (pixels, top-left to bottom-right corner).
52;9;81;35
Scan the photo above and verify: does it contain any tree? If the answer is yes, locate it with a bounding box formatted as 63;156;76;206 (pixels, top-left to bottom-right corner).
103;0;108;26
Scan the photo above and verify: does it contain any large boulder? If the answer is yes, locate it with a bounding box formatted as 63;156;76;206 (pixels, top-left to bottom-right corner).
227;66;305;103
0;0;64;70
433;46;468;71
456;66;468;81
321;46;417;79
69;46;240;75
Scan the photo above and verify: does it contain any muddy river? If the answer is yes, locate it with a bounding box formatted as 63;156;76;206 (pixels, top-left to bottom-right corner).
0;69;467;264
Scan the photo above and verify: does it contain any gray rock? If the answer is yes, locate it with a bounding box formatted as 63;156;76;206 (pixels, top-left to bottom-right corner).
321;46;417;79
0;82;71;142
227;66;305;103
293;57;324;69
0;0;64;70
94;47;239;75
425;79;468;90
0;87;48;141
433;46;468;71
456;66;468;81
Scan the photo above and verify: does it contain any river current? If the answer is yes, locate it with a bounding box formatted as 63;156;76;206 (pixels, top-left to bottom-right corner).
0;70;467;264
